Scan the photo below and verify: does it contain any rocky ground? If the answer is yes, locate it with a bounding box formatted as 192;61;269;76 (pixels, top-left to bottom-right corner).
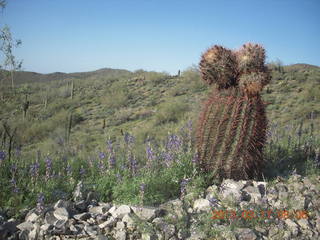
1;173;319;240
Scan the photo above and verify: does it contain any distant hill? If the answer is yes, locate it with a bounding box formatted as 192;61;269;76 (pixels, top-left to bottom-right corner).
0;68;131;85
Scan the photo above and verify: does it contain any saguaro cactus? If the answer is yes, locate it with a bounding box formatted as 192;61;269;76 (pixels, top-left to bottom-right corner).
196;43;271;180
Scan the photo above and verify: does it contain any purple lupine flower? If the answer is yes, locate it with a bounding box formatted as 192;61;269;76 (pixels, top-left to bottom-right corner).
9;178;19;193
99;151;106;160
128;152;137;175
124;132;135;146
166;134;182;152
109;153;116;169
161;151;173;167
36;193;45;212
180;178;190;196
45;156;52;180
98;161;106;173
146;142;155;161
29;161;40;180
145;142;156;169
0;150;6;162
107;139;116;169
107;139;113;152
186;120;192;132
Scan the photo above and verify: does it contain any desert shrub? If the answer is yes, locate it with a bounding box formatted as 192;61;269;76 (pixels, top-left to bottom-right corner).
154;98;189;125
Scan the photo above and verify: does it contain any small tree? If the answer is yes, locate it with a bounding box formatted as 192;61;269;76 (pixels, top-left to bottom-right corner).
0;1;22;90
0;25;22;89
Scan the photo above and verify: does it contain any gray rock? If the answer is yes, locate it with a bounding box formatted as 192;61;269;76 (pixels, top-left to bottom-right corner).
159;199;184;219
73;180;86;201
74;200;88;212
40;223;53;232
205;185;219;202
316;216;320;232
0;221;18;239
108;205;117;216
3;175;320;240
193;198;211;213
0;212;6;225
177;229;189;239
19;229;29;240
28;222;40;240
69;224;81;234
112;205;131;219
220;179;245;203
53;219;67;229
73;212;91;221
54;199;74;210
89;205;109;215
16;221;34;231
99;216;117;229
297;218;310;229
84;225;98;236
131;206;160;221
242;185;262;203
96;213;109;224
25;212;39;223
163;224;175;239
115;230;127;240
236;228;257;240
116;221;126;230
44;211;58;225
53;207;69;221
141;232;158;240
122;214;136;230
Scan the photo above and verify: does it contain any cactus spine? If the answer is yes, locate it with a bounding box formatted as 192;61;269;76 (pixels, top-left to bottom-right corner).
196;43;270;180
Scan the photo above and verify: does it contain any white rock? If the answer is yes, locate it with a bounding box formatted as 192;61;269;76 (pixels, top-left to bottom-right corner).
193;199;211;213
112;205;131;219
53;207;69;221
131;206;159;221
25;212;39;223
122;214;136;230
220;179;244;202
98;216;117;229
16;221;34;231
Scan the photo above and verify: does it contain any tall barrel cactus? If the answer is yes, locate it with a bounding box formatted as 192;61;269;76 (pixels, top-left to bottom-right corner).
196;43;271;180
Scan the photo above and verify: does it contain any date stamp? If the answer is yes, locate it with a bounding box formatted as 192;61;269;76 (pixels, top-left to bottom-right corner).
211;209;309;220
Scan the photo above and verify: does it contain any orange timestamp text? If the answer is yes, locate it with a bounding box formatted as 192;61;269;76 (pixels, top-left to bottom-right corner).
211;209;309;220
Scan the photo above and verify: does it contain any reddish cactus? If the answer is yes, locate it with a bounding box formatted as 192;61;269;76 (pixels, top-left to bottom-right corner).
196;43;270;180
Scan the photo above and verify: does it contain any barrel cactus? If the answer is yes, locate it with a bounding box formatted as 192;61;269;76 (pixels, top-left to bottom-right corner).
196;43;271;180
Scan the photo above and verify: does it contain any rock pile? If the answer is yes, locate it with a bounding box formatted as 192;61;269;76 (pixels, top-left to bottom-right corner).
1;174;319;240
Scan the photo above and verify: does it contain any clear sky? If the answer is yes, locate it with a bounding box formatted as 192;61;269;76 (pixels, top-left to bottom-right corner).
1;0;319;74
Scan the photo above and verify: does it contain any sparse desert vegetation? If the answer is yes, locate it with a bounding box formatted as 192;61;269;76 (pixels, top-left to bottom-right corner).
0;63;319;218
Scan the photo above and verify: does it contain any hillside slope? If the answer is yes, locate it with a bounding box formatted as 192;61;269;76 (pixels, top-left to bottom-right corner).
0;64;319;155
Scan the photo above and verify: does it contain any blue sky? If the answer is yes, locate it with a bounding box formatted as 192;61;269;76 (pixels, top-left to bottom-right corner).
1;0;319;74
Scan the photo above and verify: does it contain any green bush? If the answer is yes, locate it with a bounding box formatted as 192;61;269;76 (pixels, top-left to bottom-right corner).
154;98;189;125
